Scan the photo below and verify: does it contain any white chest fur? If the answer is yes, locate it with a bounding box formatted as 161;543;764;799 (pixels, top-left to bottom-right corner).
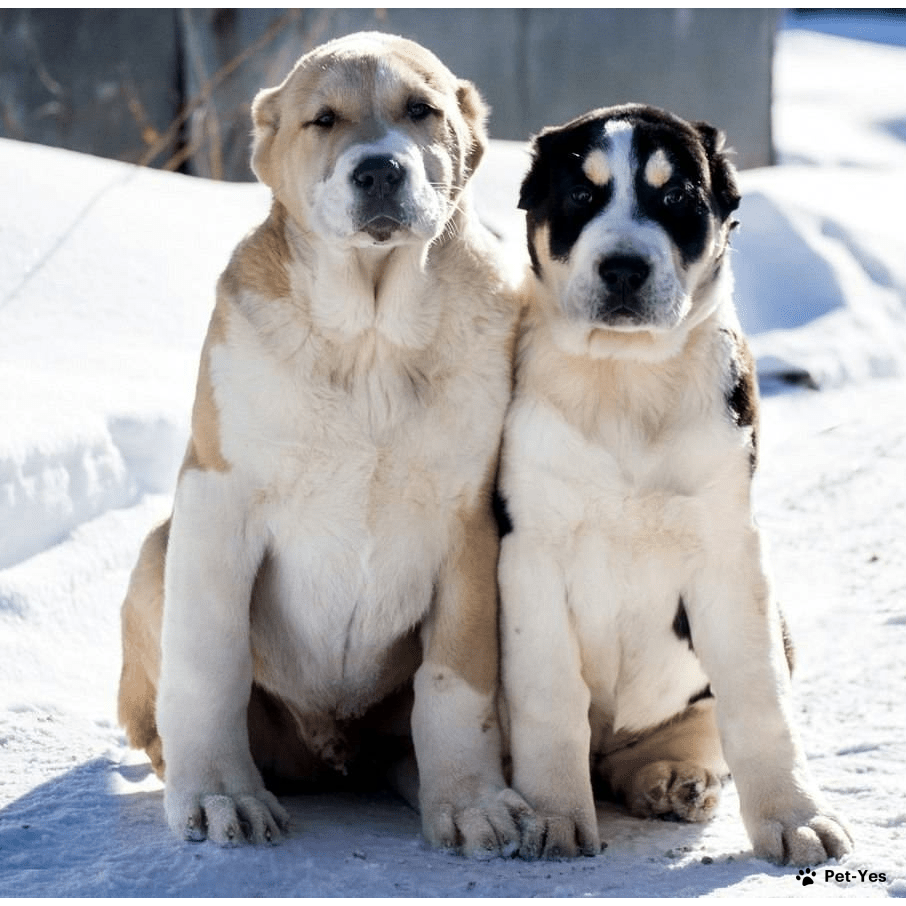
500;318;752;734
197;284;509;716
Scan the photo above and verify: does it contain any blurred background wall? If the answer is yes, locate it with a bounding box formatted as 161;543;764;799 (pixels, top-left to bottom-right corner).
0;9;780;181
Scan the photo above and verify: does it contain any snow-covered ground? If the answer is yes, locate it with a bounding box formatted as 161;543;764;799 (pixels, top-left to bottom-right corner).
2;17;905;898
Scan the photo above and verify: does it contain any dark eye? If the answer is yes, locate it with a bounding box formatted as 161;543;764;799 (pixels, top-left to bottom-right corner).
311;109;336;129
663;185;690;207
407;100;432;121
569;186;594;207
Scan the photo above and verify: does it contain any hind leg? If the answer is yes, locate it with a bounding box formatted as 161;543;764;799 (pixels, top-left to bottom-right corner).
118;519;319;789
597;699;728;823
118;520;170;777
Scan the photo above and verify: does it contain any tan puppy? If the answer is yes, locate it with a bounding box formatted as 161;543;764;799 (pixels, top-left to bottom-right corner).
118;32;531;856
498;105;853;864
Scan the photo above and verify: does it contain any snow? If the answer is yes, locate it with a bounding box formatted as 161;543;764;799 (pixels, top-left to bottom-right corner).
2;19;905;898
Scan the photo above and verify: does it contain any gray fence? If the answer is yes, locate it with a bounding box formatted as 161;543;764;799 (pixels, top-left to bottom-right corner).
0;9;778;181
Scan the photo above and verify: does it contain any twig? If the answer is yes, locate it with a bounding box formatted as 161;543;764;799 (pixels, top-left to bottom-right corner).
160;134;202;173
121;75;161;148
139;8;301;170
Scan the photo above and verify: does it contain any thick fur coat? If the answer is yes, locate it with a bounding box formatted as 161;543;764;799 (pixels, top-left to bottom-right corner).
498;105;853;865
118;32;531;855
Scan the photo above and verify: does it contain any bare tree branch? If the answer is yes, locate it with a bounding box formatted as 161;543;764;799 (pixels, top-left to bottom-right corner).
139;9;301;172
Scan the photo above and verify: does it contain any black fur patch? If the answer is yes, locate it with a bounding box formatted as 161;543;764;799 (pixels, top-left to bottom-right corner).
688;685;713;706
673;597;694;651
693;120;741;221
519;118;613;275
493;488;513;538
632;124;712;267
722;328;759;473
519;104;740;276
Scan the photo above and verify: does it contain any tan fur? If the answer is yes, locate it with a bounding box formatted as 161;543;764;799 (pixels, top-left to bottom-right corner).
117;520;168;776
643;148;673;188
426;470;502;698
594;701;725;822
180;302;230;477
582;149;611;187
118;32;528;855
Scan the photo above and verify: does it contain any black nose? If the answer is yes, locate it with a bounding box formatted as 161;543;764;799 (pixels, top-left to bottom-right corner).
351;155;405;199
599;254;651;294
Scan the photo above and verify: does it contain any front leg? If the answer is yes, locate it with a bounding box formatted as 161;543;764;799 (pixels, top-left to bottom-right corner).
688;522;852;865
499;534;600;860
157;469;289;844
412;499;534;859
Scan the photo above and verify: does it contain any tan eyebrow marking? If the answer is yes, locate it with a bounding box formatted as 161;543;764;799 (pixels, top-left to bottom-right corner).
644;148;673;188
582;148;611;187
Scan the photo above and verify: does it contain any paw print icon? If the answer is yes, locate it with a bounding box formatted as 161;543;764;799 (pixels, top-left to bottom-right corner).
795;868;817;886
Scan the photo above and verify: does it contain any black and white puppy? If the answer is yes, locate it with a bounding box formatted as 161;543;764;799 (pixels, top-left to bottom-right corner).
499;104;853;864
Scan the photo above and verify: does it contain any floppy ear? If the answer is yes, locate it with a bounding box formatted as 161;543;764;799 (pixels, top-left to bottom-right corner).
250;85;282;188
518;130;561;276
695;121;740;221
518;129;557;212
456;79;488;178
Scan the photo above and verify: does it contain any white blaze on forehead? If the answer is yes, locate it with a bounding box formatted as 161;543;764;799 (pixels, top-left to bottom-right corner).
599;119;634;215
644;148;673;188
582;148;611;186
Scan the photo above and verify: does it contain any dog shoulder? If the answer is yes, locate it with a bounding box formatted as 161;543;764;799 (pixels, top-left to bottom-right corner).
179;204;307;481
180;296;232;478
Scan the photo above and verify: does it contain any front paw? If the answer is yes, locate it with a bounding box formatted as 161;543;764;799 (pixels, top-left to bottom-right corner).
518;807;601;860
744;795;853;865
165;783;290;845
422;787;536;859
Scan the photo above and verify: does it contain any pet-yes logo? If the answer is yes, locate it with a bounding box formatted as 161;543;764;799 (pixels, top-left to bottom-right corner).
794;866;887;886
795;868;816;886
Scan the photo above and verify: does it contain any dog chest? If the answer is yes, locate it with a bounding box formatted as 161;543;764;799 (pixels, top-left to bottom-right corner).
505;386;744;527
243;414;483;710
502;398;744;732
207;335;502;714
566;522;711;733
250;517;439;714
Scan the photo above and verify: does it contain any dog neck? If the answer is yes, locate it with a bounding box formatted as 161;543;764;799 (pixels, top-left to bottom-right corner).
518;268;740;443
529;257;736;366
279;207;444;351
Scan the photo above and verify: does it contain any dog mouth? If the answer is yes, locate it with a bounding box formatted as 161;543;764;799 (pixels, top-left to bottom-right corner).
593;295;649;327
360;214;405;243
589;290;688;333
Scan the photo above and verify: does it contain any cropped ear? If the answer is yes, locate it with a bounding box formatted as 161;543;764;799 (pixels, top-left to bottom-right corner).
250;85;282;187
456;79;488;178
695;121;740;221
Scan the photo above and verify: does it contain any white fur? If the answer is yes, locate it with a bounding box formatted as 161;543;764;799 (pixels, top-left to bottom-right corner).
501;115;853;864
196;291;501;714
309;130;448;247
157;251;514;827
142;33;530;855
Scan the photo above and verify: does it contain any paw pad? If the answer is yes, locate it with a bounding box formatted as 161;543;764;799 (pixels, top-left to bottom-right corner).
795;868;817;886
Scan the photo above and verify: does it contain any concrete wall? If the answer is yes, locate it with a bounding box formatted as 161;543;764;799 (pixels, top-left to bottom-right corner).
0;10;182;169
1;9;779;181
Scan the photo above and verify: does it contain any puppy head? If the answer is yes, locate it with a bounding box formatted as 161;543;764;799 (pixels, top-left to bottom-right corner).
519;104;740;356
251;32;487;249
